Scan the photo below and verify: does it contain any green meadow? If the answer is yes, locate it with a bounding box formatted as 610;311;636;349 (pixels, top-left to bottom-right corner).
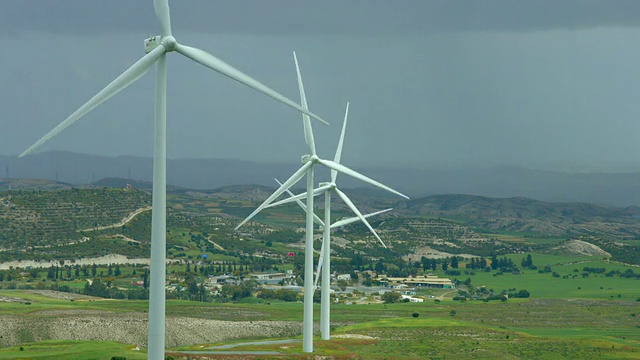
0;253;638;359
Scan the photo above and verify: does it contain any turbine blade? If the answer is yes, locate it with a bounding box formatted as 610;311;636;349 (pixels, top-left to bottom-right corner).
335;188;387;248
20;46;166;158
274;178;326;227
234;162;312;230
315;248;324;288
154;0;172;37
175;44;329;126
316;159;410;200
330;208;393;229
267;184;331;208
293;51;316;156
332;102;349;183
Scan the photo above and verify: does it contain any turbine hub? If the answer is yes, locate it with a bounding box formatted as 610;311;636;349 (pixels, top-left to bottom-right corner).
161;36;178;51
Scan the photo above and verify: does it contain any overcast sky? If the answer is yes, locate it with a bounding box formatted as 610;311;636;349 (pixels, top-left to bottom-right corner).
2;0;640;170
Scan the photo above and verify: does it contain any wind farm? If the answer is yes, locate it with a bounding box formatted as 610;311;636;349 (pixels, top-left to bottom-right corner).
2;1;640;359
235;52;408;352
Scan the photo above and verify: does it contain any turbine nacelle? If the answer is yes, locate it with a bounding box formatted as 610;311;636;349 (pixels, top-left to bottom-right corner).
146;35;178;54
301;154;319;164
144;36;162;54
319;181;336;190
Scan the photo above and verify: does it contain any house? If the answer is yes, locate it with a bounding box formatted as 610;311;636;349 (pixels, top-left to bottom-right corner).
337;274;351;281
401;294;424;303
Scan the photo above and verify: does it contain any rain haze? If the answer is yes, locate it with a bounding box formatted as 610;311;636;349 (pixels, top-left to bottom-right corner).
2;0;640;171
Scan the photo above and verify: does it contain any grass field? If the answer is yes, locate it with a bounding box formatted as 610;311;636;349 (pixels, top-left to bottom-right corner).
0;253;638;358
0;341;146;360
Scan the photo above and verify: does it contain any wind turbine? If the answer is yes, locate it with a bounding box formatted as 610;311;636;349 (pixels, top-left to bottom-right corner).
235;53;408;352
275;179;393;339
268;103;398;341
18;2;327;358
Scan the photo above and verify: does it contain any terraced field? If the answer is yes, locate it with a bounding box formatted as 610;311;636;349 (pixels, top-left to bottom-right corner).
0;188;150;249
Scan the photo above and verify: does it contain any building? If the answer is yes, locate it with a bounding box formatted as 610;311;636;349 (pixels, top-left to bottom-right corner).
401;294;424;303
380;275;455;289
250;272;291;285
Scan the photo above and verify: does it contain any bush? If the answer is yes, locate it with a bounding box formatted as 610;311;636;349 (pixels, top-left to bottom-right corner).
412;312;420;318
382;291;402;304
111;357;127;360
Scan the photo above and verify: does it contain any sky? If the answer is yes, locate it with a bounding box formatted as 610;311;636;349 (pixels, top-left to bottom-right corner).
2;0;640;170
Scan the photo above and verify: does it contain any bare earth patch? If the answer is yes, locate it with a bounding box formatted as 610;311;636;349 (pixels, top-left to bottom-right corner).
553;239;611;257
0;313;301;349
332;334;378;340
25;290;97;301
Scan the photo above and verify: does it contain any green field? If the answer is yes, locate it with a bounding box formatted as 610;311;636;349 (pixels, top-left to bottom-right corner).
0;253;638;358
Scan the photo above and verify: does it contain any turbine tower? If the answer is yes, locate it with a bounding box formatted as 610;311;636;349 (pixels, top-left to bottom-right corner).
268;103;399;340
275;179;392;340
18;2;327;358
235;53;408;352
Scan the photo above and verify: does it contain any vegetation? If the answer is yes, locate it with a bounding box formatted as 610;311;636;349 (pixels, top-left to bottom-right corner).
0;184;639;357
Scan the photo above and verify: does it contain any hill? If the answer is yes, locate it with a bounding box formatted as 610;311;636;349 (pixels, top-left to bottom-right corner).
5;151;640;206
1;182;639;265
397;194;640;238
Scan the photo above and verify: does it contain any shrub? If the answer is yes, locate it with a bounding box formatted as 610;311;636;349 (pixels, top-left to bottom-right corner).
412;312;420;318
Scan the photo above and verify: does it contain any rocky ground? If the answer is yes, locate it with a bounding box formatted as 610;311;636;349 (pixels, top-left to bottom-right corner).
0;290;302;349
0;312;301;348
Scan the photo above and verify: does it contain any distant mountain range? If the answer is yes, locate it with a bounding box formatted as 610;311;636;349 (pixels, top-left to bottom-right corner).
3;151;640;206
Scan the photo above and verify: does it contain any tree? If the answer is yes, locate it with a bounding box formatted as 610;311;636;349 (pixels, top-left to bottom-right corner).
114;265;121;277
450;256;459;269
91;264;97;277
142;270;149;289
382;291;401;304
442;261;448;271
47;265;56;280
337;280;349;292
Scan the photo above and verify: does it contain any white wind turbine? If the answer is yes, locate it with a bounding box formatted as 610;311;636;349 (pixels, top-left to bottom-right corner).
234;52;408;352
275;179;393;340
269;103;398;340
18;2;327;358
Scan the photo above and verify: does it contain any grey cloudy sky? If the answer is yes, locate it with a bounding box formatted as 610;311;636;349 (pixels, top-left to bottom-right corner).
2;0;640;169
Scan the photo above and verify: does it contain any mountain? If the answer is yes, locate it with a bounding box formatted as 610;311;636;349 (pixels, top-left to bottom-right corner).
4;151;640;206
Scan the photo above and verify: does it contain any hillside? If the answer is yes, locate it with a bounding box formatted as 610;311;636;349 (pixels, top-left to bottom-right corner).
0;181;639;265
398;194;640;239
0;187;150;251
